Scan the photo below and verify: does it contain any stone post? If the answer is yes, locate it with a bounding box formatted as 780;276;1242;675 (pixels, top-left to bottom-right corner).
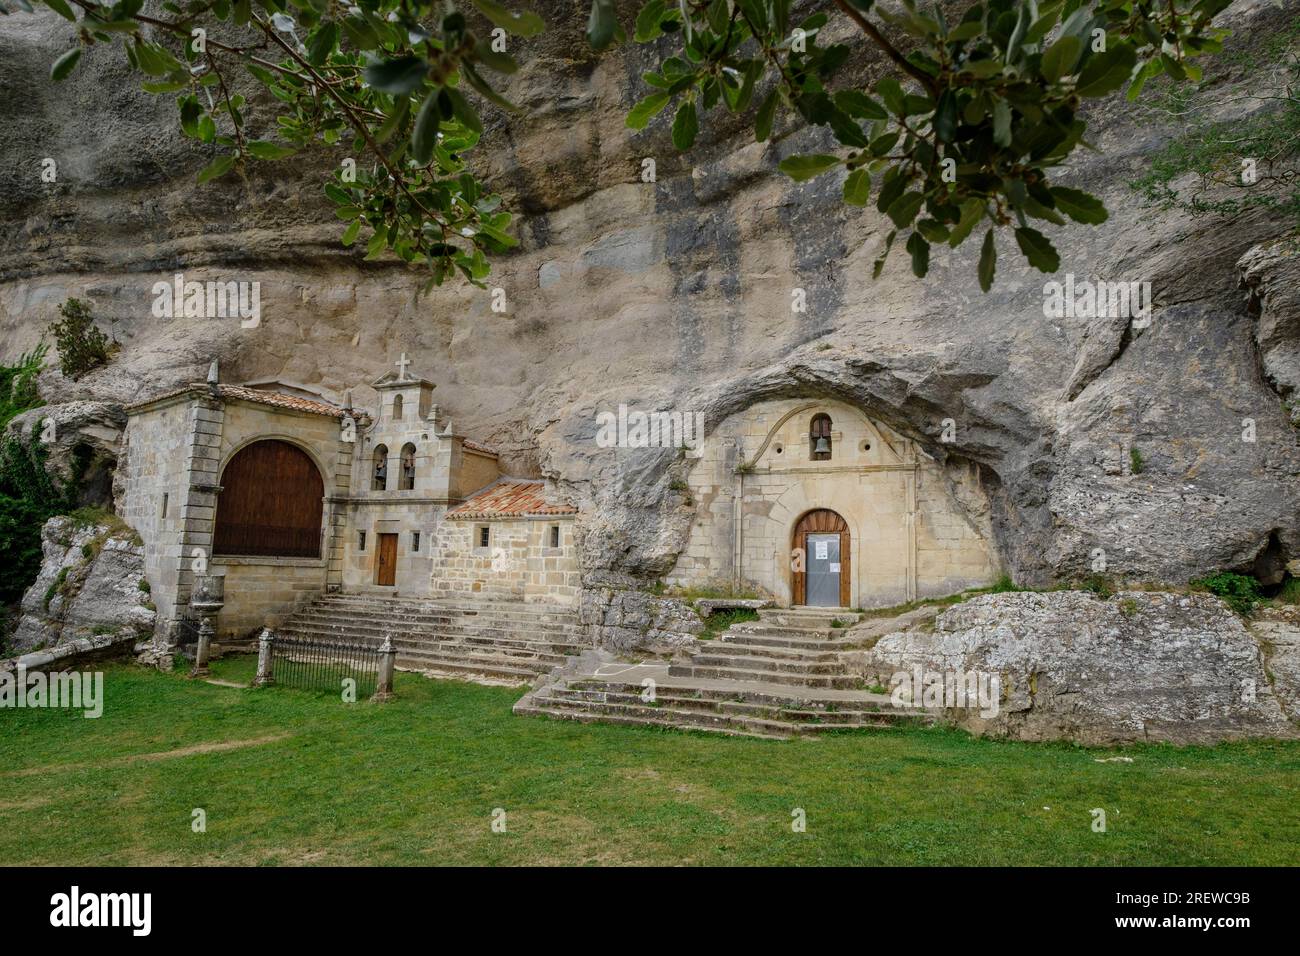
254;628;275;686
372;635;396;702
190;617;213;678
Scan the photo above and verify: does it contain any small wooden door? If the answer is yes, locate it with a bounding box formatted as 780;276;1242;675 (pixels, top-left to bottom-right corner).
792;509;850;607
375;533;398;586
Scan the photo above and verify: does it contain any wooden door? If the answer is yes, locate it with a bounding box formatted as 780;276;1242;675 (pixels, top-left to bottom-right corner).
792;509;850;607
375;533;398;586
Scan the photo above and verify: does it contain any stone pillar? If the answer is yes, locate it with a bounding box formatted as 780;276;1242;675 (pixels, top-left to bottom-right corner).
190;617;213;678
372;636;396;702
254;628;275;686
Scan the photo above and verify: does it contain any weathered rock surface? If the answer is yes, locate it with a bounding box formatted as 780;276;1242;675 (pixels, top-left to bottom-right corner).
5;401;126;507
2;1;1299;601
852;591;1298;745
7;515;155;655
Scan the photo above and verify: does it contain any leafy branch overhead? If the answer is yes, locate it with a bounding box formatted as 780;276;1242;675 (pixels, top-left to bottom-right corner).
13;0;1233;291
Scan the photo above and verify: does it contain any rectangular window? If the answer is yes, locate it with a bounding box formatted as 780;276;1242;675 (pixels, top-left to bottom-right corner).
412;530;421;552
358;531;366;551
478;525;490;549
161;492;169;519
549;525;560;548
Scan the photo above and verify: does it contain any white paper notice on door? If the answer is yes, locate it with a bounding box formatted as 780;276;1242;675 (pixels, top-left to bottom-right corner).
814;541;828;560
829;563;841;573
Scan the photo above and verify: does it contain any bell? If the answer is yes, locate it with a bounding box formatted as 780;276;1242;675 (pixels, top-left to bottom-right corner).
813;436;830;455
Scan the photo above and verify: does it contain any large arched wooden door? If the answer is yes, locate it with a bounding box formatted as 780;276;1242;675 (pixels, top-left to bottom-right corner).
213;440;324;558
792;509;850;607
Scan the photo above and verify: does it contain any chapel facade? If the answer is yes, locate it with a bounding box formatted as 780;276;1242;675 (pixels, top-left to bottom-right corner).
664;398;1000;608
119;360;580;644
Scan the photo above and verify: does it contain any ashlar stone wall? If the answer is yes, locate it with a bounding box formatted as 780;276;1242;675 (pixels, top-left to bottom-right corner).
429;517;580;604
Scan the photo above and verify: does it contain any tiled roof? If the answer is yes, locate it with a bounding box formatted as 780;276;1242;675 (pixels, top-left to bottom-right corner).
462;438;498;457
446;478;577;520
126;383;345;418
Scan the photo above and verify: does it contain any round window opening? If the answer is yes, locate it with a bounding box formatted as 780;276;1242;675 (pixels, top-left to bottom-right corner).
774;443;784;454
859;440;872;453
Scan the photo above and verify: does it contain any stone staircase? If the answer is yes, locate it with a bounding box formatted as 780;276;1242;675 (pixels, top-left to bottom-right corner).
515;606;939;738
277;593;588;685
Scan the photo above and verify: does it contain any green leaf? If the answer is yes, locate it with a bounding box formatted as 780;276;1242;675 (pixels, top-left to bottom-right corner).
627;91;671;130
341;219;362;246
1041;34;1081;83
906;232;930;278
977;228;996;292
363;56;428;95
587;0;618;50
196;153;235;184
875;76;904;116
1050;186;1108;224
843;167;870;206
671;100;698;150
1075;43;1138;98
885;190;925;229
873;229;896;279
43;0;76;21
474;41;518;74
1014;226;1060;273
472;0;546;36
374;97;410;145
444;87;482;134
778;154;841;182
463;63;520;112
754;89;778;142
947;198;983;248
50;47;81;82
246;140;296;160
992;97;1012;147
634;0;667;41
834;90;887;121
411;90;441;164
306;21;338;67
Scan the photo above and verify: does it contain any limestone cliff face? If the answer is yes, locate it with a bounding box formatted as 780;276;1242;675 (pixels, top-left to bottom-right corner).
2;0;1299;589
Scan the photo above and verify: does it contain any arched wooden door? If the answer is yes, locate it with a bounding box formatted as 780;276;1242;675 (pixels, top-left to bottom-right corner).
213;439;324;558
792;509;850;607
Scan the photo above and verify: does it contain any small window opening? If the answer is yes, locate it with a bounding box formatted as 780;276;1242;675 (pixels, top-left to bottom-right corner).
412;530;421;552
358;530;367;551
549;525;560;548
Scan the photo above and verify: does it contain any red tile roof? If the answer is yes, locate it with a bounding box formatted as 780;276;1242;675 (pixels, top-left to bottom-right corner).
446;478;577;520
126;383;345;418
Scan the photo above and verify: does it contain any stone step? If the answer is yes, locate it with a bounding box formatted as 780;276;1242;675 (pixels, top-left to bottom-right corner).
278;626;579;662
395;650;545;682
700;640;840;662
666;663;865;689
731;622;840;638
757;609;860;628
716;630;847;650
688;653;847;675
318;597;579;623
569;679;902;712
523;692;904;739
293;607;584;632
513;700;792;739
282;613;585;641
552;686;914;725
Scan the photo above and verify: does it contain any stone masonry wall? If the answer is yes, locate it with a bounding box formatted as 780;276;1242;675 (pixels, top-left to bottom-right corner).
429;517;579;604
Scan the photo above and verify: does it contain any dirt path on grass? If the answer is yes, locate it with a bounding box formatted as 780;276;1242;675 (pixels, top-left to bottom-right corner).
1;733;293;778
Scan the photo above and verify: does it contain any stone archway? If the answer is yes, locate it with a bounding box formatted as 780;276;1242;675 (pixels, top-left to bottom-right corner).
213;439;324;558
792;509;850;607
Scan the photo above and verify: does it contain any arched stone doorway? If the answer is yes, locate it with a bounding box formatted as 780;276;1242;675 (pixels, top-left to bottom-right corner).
213;439;324;558
792;509;850;607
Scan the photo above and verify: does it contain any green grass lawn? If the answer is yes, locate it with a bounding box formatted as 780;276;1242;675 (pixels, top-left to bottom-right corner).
2;657;1298;865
